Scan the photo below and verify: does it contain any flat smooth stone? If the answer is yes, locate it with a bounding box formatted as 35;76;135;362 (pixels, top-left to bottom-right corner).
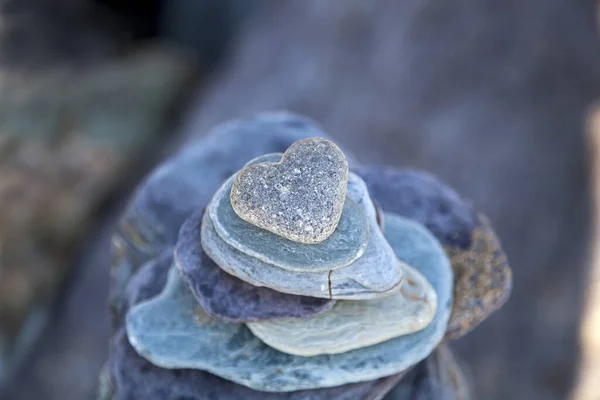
125;213;452;392
110;329;406;400
201;174;403;299
247;257;437;356
355;166;511;339
231;138;349;244
210;166;369;272
112;252;404;400
175;210;335;322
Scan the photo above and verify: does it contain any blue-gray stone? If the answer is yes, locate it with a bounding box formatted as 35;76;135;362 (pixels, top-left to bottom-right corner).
124;212;452;392
109;330;406;400
125;250;174;311
201;174;402;299
111;240;404;399
210;168;368;272
175;210;335;322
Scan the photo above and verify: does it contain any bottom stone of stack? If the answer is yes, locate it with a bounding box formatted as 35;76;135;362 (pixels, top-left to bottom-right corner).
105;329;406;400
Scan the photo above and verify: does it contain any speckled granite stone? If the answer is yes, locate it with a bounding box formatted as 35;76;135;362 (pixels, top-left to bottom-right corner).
201;174;403;299
247;216;440;356
175;210;335;322
210;169;368;272
124;212;452;392
231;138;349;244
355;166;511;339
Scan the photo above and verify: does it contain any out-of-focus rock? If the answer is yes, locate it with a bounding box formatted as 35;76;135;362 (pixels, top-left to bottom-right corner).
385;343;470;400
0;0;130;70
0;46;197;386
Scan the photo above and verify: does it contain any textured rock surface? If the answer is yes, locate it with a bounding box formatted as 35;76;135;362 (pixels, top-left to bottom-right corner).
355;167;511;339
110;113;338;322
202;173;403;299
247;214;439;356
175;210;335;322
0;46;196;386
125;211;452;392
212;170;368;272
231;137;349;244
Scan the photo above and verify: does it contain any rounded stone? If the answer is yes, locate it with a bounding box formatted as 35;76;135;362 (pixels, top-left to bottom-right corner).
247;256;437;356
230;137;349;244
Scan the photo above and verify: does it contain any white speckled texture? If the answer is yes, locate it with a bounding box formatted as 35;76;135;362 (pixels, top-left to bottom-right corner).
231;138;348;244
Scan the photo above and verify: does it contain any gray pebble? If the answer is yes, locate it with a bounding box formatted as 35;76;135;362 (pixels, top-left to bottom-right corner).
231;138;349;244
109;329;406;400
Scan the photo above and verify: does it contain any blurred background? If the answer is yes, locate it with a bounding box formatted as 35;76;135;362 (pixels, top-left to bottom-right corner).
0;0;599;399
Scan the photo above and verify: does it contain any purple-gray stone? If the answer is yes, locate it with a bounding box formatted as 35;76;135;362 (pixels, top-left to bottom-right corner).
355;166;511;339
385;344;469;400
355;167;478;249
175;210;335;322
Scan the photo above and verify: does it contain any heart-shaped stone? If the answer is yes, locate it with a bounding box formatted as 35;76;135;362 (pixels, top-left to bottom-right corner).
230;138;349;244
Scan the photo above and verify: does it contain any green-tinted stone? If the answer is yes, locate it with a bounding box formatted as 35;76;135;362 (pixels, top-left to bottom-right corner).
247;257;437;356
